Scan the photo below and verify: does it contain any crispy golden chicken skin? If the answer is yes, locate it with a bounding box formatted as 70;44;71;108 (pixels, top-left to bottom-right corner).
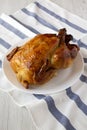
7;28;79;88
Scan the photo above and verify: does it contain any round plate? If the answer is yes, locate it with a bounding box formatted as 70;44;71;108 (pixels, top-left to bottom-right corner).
2;39;84;94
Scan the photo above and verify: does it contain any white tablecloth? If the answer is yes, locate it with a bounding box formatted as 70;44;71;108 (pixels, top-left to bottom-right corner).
0;0;87;130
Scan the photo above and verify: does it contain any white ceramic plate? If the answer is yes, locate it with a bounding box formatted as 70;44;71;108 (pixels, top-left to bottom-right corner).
2;39;84;94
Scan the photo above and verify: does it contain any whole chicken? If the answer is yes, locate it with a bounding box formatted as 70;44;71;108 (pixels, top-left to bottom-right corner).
7;28;79;89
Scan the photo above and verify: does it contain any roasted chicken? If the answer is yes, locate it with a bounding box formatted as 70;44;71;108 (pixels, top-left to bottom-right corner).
7;28;79;89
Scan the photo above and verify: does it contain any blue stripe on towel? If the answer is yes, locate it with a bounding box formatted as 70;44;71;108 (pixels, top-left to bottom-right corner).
70;37;87;49
83;58;87;63
10;8;87;49
66;87;87;115
10;15;40;34
35;2;87;33
33;94;46;99
0;18;27;39
80;75;87;83
0;60;2;68
77;40;87;49
21;8;58;32
11;8;87;48
0;38;11;49
34;94;76;130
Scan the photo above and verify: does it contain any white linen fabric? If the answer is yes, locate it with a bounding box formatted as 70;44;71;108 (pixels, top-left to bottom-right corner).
0;0;87;129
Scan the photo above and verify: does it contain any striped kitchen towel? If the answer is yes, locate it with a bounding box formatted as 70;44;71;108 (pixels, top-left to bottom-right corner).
0;0;87;130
